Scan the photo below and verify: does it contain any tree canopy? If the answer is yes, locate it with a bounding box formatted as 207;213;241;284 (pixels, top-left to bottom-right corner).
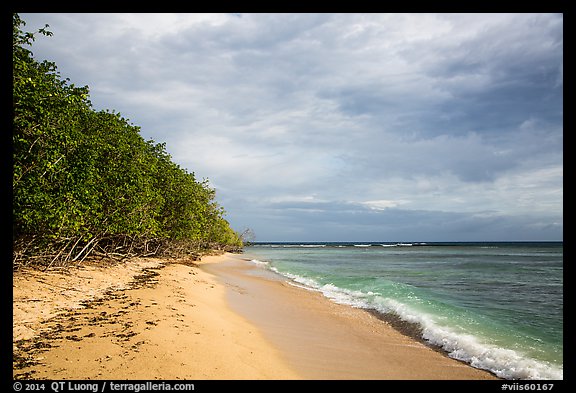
13;14;243;269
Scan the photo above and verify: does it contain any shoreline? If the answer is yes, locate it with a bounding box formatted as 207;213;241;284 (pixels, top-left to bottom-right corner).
13;253;498;380
201;253;498;380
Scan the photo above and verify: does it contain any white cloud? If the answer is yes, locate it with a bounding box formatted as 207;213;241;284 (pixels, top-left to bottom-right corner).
361;200;408;211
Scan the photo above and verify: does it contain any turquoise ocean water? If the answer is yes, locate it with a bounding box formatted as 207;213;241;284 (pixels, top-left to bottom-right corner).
244;242;563;380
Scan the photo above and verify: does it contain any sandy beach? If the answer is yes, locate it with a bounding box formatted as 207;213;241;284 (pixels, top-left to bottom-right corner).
13;253;498;380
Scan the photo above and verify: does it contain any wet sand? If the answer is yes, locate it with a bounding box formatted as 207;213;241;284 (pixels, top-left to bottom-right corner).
201;253;498;380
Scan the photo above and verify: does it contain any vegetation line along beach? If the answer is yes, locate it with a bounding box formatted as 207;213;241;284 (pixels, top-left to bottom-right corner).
12;14;290;380
13;14;243;273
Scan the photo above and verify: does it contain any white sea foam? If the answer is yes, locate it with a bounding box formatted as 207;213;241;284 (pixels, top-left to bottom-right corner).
376;298;563;379
249;259;269;266
277;244;326;248
265;265;563;380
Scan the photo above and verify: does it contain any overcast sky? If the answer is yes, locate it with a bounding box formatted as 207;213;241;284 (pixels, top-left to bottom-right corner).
20;13;563;242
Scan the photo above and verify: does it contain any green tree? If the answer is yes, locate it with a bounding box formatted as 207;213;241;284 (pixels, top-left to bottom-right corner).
13;14;243;269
